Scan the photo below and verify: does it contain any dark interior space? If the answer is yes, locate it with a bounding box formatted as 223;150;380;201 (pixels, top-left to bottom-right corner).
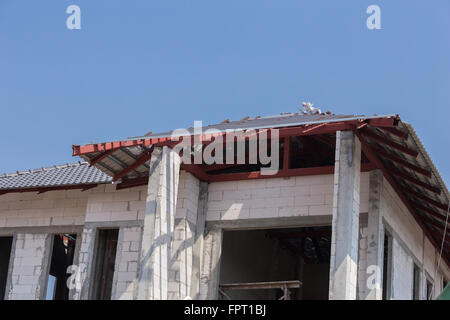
413;263;420;300
382;232;393;300
198;133;371;175
0;237;13;300
91;228;119;300
46;234;77;300
219;226;331;300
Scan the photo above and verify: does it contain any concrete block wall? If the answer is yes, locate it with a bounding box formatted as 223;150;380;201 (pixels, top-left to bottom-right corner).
2;168;449;301
206;176;333;221
381;177;450;298
71;183;146;300
423;237;436;282
112;226;142;300
7;233;51;300
391;237;413;300
85;185;147;223
382;180;423;263
0;190;88;228
206;173;370;222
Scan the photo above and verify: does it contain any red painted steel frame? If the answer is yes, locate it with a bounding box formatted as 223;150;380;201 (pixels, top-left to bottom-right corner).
72;118;395;157
0;184;99;195
355;131;450;267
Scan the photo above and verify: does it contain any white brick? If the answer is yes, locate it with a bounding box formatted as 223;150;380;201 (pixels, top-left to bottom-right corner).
249;208;278;219
279;206;308;217
221;208;249;220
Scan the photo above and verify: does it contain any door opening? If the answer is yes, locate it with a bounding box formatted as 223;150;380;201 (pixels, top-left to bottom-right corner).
0;237;13;300
91;229;119;300
45;234;77;300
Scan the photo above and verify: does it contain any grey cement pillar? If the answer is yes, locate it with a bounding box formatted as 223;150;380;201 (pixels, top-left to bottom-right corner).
329;130;361;300
199;226;223;300
365;170;384;300
136;146;181;300
168;171;202;299
190;182;208;299
73;227;96;300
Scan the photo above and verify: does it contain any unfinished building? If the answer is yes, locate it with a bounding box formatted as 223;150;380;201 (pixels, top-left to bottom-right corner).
0;112;449;300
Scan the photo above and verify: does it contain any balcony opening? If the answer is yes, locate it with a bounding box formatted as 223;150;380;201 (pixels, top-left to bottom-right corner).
219;226;331;300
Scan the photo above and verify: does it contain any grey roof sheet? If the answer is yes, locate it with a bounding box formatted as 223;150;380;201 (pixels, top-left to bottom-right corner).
132;112;396;140
0;162;112;190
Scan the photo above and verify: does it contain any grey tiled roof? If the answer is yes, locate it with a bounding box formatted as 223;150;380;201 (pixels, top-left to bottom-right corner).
0;162;112;190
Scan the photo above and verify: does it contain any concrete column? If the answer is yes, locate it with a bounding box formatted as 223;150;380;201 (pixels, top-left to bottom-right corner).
357;215;368;299
73;227;96;300
198;226;222;300
365;169;384;299
168;171;201;299
136;146;181;300
7;233;52;300
329;130;361;300
190;181;209;299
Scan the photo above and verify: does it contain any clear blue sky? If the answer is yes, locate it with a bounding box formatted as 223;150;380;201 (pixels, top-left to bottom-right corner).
1;1;449;185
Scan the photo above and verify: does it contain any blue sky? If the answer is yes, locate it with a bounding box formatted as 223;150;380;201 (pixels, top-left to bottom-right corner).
1;1;449;185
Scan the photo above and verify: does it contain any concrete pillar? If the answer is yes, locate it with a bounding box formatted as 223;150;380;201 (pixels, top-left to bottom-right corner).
168;171;201;299
7;233;52;300
199;226;222;300
357;215;368;299
365;169;384;299
190;181;208;299
329;130;361;300
73;227;96;300
136;146;181;300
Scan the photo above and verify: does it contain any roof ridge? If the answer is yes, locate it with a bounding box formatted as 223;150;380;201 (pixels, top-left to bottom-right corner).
0;161;89;179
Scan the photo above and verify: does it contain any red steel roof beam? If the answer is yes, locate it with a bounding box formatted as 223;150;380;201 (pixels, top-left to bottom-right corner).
403;187;449;212
411;201;449;222
360;129;418;157
388;166;441;194
379;126;409;139
366;117;395;127
372;146;431;178
282;136;291;171
88;149;117;167
355;131;448;268
115;177;148;190
0;184;99;195
180;164;210;182
113;147;154;182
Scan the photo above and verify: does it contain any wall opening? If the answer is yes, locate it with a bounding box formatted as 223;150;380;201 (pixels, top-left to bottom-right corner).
382;232;392;300
412;263;420;300
218;226;331;300
45;234;77;300
91;229;119;300
426;279;433;300
0;236;13;300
